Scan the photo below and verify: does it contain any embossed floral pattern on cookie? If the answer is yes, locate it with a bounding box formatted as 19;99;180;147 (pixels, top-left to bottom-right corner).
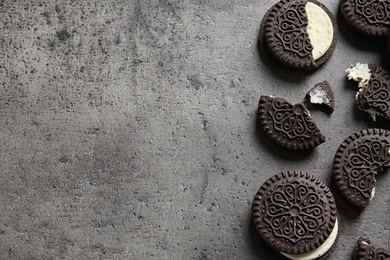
259;0;337;69
333;129;390;208
341;0;390;38
258;96;325;149
264;180;326;244
252;171;338;255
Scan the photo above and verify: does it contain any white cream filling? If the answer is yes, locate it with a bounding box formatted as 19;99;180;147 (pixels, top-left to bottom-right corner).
281;220;339;260
305;2;333;61
363;107;380;121
346;63;371;89
388;148;390;166
309;89;329;104
370;187;376;200
347;64;381;120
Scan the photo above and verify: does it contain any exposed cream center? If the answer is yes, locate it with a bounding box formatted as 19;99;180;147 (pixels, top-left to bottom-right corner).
305;2;333;61
346;63;371;89
281;219;339;260
346;63;380;120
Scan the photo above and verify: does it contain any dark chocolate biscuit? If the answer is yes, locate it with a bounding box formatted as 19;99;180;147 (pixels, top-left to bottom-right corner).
252;171;339;259
333;128;390;208
340;0;390;38
259;0;338;69
354;237;390;260
258;95;325;150
305;80;335;114
346;63;390;121
388;30;390;53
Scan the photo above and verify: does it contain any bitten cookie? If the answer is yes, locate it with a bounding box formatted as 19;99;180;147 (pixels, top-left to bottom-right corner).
340;0;390;38
305;80;335;114
259;0;337;69
333;128;390;208
252;171;339;260
354;237;390;260
258;96;325;150
346;63;390;121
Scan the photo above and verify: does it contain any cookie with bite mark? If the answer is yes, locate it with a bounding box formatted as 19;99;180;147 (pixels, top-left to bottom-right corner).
346;63;390;121
333;128;390;208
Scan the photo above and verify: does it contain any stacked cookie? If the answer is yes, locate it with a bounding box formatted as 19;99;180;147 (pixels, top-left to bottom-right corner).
252;0;390;259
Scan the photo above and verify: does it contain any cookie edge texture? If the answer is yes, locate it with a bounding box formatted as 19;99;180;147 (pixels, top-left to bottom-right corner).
252;171;338;255
340;0;389;38
333;128;390;208
260;0;338;70
258;95;326;150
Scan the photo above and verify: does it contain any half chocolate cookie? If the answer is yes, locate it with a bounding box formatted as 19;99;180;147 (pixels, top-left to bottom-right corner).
346;63;390;121
258;96;325;150
354;237;390;260
333;129;390;208
341;0;390;38
252;171;339;260
259;0;337;69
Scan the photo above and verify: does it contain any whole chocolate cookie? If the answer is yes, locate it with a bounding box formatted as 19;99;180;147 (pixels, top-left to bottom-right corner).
346;63;390;121
258;95;325;150
340;0;390;38
259;0;338;69
354;237;390;260
252;171;339;259
333;129;390;208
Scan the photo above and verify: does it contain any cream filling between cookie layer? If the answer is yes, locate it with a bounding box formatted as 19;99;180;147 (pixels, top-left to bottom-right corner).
305;2;333;61
388;148;390;166
346;63;382;120
280;219;339;260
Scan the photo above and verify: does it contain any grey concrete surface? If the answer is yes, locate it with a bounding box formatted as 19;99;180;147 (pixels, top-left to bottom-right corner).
0;0;389;259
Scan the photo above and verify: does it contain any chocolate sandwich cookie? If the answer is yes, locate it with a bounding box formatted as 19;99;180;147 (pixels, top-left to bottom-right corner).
252;171;339;260
346;63;390;121
258;96;325;150
305;80;335;114
259;0;337;70
340;0;390;38
354;237;390;260
333;129;390;208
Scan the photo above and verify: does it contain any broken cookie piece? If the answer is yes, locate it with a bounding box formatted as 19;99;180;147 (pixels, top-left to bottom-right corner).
354;237;390;260
258;95;325;150
305;80;335;113
346;63;390;121
333;128;390;208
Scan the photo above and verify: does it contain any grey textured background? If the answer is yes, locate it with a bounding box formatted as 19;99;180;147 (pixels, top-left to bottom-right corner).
0;0;389;259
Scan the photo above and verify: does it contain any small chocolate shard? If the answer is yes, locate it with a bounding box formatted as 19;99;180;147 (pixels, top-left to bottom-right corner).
305;80;335;114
